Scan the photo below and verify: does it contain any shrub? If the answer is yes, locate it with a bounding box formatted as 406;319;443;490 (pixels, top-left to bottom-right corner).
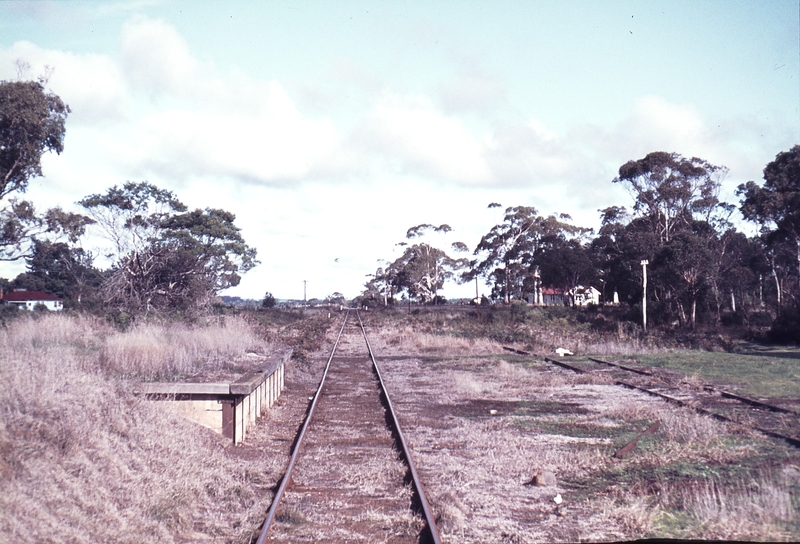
768;307;800;345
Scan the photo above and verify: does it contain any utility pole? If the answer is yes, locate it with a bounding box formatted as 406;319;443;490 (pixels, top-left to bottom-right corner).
640;260;648;333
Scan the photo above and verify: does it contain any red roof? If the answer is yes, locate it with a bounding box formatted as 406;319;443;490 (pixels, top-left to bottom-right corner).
2;290;62;302
541;287;565;295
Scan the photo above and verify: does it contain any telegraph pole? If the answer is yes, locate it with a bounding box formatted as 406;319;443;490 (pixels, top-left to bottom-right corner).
640;260;649;333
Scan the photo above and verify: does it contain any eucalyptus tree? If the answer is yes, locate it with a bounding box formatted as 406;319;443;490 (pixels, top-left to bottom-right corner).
594;152;743;326
0;79;90;260
738;145;800;310
381;223;468;304
80;181;258;315
614;151;728;243
0;79;68;198
466;206;588;303
13;239;104;304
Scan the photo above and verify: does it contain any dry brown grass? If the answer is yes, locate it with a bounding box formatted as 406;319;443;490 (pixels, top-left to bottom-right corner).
100;317;265;379
660;477;795;540
374;349;800;542
0;313;277;543
366;323;502;356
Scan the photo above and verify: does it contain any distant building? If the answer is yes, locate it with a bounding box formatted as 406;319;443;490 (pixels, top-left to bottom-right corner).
1;289;64;311
541;287;567;306
567;285;601;307
529;285;601;307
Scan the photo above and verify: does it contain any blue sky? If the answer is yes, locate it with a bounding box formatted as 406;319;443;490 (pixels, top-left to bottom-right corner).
1;1;798;300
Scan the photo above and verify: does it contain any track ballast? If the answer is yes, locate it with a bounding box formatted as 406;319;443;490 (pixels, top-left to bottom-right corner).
257;310;440;543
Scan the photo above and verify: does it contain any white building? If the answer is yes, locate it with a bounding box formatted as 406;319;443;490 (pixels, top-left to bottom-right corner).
567;285;601;307
1;289;64;311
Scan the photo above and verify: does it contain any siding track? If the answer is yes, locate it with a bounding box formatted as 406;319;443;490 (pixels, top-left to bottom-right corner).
257;310;440;543
511;349;800;450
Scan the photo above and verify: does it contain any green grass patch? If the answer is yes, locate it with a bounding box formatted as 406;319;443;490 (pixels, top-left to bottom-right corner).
526;416;651;441
631;347;800;398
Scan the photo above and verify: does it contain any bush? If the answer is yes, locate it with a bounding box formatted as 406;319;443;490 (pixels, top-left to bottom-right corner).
768;307;800;345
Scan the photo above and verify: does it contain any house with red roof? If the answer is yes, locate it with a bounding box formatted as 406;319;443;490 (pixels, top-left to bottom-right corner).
530;285;601;307
1;289;64;311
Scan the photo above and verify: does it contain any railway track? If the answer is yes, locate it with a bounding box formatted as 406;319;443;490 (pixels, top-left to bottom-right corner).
507;348;800;450
257;310;440;543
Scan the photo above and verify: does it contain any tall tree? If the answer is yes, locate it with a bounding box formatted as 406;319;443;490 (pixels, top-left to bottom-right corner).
0;79;88;260
80;182;258;315
13;239;104;303
380;223;467;304
0;79;69;199
614;151;728;243
467;206;586;303
388;243;462;303
652;231;714;328
738;145;800;307
595;152;739;327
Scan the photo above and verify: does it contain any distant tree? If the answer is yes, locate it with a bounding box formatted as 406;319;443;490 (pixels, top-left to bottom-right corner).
466;206;587;303
80;182;258;315
13;239;104;303
387;243;459;303
594;152;744;327
380;223;468;304
652;231;714;328
262;291;276;308
324;292;346;305
738;145;800;309
536;237;596;293
614;151;728;243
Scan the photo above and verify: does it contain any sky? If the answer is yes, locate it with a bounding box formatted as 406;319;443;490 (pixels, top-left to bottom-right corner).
0;0;798;301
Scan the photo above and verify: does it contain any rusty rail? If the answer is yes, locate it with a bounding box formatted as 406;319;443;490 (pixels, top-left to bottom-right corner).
356;311;442;544
538;356;800;450
257;310;441;543
256;310;350;543
587;356;653;376
589;357;798;416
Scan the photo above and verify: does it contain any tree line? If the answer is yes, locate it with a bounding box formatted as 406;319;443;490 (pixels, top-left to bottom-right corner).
1;78;256;319
4;77;799;338
363;149;800;341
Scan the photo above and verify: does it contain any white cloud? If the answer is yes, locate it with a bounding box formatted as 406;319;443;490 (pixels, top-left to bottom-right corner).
485;121;588;184
613;95;709;157
3;15;794;301
353;91;492;184
0;41;130;124
119;15;199;96
438;67;506;114
133;84;340;183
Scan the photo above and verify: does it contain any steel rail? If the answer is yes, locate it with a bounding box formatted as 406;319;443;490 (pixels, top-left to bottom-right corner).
256;310;350;544
588;356;800;416
540;356;800;450
356;310;442;544
587;356;654;376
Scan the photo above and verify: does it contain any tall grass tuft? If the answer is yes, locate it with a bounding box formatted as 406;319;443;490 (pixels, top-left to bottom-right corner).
100;317;263;379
